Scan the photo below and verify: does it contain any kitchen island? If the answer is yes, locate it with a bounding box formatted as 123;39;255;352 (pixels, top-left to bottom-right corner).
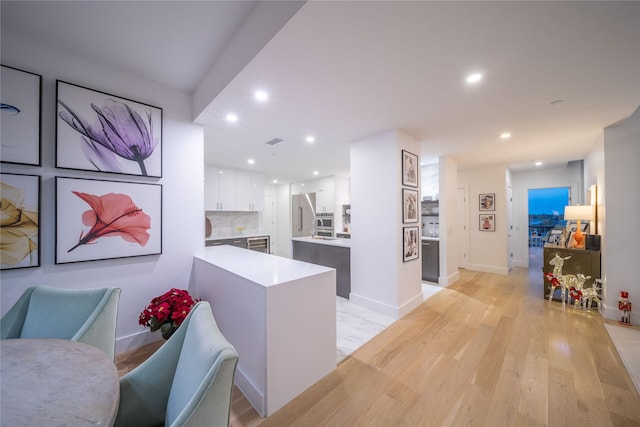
291;236;351;298
193;245;336;417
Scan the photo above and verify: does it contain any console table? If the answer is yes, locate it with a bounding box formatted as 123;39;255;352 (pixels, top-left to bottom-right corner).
542;246;601;300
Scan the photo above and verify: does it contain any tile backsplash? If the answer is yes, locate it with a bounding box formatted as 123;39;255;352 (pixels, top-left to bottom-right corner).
206;211;259;238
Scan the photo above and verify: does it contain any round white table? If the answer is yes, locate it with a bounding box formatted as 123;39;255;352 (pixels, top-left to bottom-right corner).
0;339;120;426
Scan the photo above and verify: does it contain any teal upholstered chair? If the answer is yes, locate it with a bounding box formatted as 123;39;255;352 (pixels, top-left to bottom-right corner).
0;286;121;360
115;301;239;427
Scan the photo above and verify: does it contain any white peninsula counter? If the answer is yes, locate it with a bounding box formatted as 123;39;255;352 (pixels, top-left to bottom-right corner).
193;245;337;417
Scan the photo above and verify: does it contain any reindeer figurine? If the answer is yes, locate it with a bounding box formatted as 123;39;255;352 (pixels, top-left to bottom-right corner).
568;273;591;309
547;253;572;306
582;279;602;312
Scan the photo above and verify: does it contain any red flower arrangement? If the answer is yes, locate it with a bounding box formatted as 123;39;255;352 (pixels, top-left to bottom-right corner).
139;288;199;339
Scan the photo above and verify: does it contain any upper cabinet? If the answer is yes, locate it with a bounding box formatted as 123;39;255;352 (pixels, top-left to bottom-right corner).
316;188;335;213
205;166;265;212
236;171;264;211
205;166;236;211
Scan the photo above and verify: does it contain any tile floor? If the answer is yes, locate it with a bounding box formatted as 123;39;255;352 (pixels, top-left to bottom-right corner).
336;282;442;363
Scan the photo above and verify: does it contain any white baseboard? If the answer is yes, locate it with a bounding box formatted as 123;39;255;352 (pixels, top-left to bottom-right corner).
468;264;510;275
115;330;163;355
234;366;266;417
349;291;422;319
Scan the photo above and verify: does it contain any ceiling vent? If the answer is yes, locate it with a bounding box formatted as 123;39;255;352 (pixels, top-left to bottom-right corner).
265;138;283;146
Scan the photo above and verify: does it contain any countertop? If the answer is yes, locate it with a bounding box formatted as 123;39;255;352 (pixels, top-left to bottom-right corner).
205;234;269;242
421;236;440;242
196;245;333;287
292;236;352;248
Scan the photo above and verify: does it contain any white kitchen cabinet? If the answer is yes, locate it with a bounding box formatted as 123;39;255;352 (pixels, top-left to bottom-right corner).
235;171;264;211
315;188;335;213
205;166;236;211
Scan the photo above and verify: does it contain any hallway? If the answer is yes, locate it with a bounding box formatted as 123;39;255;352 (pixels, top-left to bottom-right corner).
249;266;640;426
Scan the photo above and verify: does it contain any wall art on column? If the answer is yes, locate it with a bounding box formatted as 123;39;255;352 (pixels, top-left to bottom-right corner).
403;188;419;223
55;177;162;264
479;214;495;232
403;226;419;262
479;193;495;211
401;150;418;187
56;80;162;177
0;173;40;269
1;65;42;166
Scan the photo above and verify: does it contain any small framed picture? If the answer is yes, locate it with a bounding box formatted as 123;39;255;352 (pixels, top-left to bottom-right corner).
479;193;495;211
545;229;565;247
479;214;495;231
401;150;418;187
403;226;419;262
402;188;419;223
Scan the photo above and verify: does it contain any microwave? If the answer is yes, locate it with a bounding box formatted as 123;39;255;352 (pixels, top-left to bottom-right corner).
315;213;334;231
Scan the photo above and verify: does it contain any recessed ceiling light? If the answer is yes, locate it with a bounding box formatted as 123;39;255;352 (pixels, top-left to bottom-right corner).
247;159;255;165
313;171;319;176
225;113;238;123
305;135;315;143
466;73;483;84
500;132;511;139
272;179;278;184
535;161;543;167
254;90;269;102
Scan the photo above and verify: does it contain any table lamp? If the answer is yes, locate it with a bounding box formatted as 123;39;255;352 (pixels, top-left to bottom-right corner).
564;205;594;249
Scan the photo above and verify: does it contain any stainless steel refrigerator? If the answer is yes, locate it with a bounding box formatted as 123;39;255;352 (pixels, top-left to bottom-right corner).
291;193;316;237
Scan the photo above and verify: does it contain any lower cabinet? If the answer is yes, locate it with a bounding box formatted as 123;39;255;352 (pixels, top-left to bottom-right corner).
292;241;351;299
205;237;247;248
421;240;439;282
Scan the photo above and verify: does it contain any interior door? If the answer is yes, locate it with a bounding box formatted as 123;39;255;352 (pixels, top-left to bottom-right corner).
456;187;469;269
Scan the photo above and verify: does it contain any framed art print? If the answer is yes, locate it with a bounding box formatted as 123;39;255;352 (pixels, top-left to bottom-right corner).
0;173;40;269
479;193;495;211
1;65;42;166
403;226;419;262
402;150;418;187
479;214;495;231
56;80;162;177
403;188;419;223
55;177;162;264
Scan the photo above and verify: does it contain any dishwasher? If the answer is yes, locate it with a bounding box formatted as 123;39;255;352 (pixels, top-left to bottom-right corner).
247;236;270;253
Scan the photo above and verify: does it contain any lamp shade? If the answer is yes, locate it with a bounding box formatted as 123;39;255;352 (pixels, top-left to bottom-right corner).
564;205;594;221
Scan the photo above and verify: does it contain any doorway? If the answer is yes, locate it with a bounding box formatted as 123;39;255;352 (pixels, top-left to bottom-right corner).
527;187;570;269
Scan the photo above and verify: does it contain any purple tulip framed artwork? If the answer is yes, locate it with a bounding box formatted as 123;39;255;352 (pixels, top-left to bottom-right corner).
0;173;40;270
55;177;162;264
1;65;42;166
56;80;162;177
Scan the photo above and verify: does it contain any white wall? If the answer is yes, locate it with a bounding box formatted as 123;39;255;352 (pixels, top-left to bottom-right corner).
601;106;640;323
1;31;204;353
457;165;509;274
509;163;583;268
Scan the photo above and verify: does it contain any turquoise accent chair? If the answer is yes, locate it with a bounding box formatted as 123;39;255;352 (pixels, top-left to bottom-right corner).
0;286;121;360
115;301;239;427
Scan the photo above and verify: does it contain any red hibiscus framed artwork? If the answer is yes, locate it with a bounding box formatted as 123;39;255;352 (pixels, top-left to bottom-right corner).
56;80;162;178
55;177;162;264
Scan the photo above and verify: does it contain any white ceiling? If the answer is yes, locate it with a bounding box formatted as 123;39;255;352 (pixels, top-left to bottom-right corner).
3;1;640;184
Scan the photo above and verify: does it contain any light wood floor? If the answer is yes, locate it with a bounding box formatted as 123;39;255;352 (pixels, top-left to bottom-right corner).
116;266;640;426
